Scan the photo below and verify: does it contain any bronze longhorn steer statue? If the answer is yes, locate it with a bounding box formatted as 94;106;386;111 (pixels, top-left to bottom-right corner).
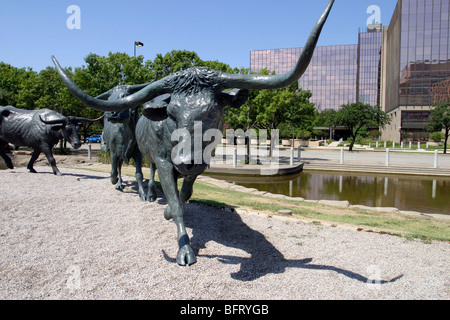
96;84;150;201
52;0;334;266
0;106;101;175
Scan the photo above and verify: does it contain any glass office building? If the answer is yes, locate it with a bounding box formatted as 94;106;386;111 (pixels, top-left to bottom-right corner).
250;29;381;111
381;0;450;141
251;0;450;142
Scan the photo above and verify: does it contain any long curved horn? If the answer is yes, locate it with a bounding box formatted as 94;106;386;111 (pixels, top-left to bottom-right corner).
52;56;168;112
217;0;334;90
95;83;153;100
127;83;154;93
39;115;67;125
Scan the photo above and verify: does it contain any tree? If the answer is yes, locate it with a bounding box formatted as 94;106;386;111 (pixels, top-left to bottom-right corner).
333;102;390;151
224;69;316;140
2;50;243;139
0;62;35;107
426;102;450;154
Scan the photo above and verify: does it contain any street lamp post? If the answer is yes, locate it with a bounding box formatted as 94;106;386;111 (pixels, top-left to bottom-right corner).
134;41;144;57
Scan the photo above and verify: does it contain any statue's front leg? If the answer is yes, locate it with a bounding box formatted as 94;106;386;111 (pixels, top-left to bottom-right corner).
156;158;196;266
110;154;123;190
115;160;124;191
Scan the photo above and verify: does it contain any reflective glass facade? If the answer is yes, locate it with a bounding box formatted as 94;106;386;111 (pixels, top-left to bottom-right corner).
251;45;359;111
380;0;450;142
398;0;450;107
250;0;450;142
358;30;383;107
250;31;381;111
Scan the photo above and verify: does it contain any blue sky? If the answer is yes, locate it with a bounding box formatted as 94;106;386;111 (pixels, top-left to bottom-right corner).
0;0;398;72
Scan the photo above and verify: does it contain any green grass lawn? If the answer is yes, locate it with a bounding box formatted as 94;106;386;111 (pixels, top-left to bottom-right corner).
75;164;450;243
189;179;450;243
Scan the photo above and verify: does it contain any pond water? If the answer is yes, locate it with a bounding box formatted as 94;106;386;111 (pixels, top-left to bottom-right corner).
207;171;450;215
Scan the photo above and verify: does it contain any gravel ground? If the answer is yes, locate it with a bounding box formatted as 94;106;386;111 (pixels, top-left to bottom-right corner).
0;165;448;300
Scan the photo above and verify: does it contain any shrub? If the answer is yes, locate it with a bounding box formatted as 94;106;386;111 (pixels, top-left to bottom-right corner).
430;132;444;142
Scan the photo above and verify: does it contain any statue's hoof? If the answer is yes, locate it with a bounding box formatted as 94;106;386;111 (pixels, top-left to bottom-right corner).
147;192;157;202
164;207;172;220
177;245;196;266
115;184;124;191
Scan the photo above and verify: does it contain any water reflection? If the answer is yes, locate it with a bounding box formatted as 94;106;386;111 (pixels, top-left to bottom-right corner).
207;171;450;215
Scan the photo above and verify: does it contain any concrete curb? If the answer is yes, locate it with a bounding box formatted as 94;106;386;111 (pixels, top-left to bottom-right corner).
205;163;304;177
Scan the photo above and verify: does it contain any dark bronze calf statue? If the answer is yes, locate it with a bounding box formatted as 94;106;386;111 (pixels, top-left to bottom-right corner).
0;106;100;175
53;0;335;266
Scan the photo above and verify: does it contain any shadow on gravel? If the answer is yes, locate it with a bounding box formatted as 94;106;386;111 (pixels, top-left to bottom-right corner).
63;173;110;181
1;168;109;181
162;202;404;283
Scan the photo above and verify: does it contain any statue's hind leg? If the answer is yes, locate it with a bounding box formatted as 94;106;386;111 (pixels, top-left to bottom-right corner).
147;162;158;202
132;151;147;201
27;149;41;174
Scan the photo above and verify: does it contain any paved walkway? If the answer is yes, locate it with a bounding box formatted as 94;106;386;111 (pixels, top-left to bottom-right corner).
207;145;450;177
82;142;450;176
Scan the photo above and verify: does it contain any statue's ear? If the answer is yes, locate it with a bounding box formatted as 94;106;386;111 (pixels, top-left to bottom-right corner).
221;89;249;108
142;94;171;121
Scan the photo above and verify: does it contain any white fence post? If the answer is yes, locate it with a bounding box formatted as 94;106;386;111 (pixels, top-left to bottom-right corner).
297;147;302;162
340;147;344;164
233;148;237;168
434;150;439;169
385;148;390;166
290;147;294;165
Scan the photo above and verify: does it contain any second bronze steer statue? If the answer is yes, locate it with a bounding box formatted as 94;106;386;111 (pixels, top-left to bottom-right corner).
0;106;100;175
96;84;150;201
53;0;335;266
